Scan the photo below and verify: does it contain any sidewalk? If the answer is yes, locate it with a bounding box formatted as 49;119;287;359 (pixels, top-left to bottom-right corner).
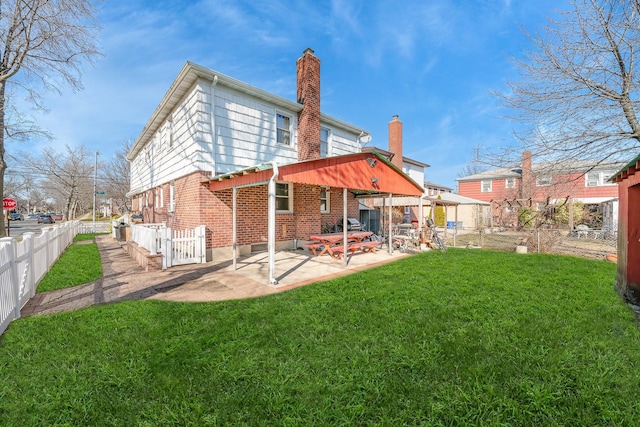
21;234;409;316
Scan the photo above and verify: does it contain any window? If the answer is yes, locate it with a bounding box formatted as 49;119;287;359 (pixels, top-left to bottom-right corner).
276;182;293;212
586;171;615;187
155;187;164;208
536;176;551;186
505;177;515;189
481;179;492;193
320;128;329;157
169;181;175;212
320;188;330;213
276;113;291;145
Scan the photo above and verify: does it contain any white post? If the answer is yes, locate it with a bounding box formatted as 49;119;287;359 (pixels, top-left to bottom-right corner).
0;237;19;320
343;188;348;267
267;162;279;285
233;187;237;270
388;193;393;254
22;232;35;298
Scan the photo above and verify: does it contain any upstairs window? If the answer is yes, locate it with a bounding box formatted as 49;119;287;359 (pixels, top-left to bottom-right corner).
481;179;492;193
586;171;615;187
276;113;291;145
505;177;515;189
536;176;551;187
320;128;329;157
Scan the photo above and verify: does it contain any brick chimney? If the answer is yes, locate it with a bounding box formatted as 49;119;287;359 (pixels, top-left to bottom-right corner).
521;150;533;200
388;115;403;170
296;48;321;161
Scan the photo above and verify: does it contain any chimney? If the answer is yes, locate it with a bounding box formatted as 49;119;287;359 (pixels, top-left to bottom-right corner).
296;48;321;161
388;115;403;170
521;150;533;200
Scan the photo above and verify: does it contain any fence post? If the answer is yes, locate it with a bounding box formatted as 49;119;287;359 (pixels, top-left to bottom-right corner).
537;229;541;253
0;238;19;321
22;233;35;298
163;227;171;270
197;225;206;264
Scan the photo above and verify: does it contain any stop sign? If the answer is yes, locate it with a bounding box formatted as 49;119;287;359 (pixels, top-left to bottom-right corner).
3;198;16;210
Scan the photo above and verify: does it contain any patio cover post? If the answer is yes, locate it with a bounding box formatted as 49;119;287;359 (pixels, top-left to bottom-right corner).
232;186;237;270
343;188;348;267
388;193;393;254
418;196;423;234
267;162;278;285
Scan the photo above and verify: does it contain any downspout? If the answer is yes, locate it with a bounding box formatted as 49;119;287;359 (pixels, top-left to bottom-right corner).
210;75;218;175
267;161;279;285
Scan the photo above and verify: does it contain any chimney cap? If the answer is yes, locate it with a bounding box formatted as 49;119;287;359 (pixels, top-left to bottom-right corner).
302;47;315;55
392;114;400;121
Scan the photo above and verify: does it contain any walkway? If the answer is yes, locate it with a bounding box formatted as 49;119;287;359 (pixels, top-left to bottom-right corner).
21;234;409;317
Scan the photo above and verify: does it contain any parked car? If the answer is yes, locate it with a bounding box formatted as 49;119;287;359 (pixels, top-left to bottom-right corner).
50;213;63;221
9;213;24;221
37;214;55;224
26;213;39;220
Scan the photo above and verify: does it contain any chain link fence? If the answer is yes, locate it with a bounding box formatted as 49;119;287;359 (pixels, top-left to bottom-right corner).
440;226;617;261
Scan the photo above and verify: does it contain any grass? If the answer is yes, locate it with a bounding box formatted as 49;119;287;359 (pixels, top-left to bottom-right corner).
36;234;102;293
1;249;639;425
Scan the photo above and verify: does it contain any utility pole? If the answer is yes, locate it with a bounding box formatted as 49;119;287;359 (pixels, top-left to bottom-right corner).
93;151;99;233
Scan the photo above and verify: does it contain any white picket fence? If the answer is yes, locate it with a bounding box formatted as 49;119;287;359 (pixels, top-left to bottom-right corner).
0;221;84;336
129;223;206;269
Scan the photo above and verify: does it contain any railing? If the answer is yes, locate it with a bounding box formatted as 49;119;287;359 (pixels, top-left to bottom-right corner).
129;223;206;268
0;221;81;336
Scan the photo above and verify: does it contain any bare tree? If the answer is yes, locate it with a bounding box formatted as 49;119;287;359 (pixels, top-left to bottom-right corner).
457;145;490;178
0;0;101;236
25;145;94;220
103;140;132;214
497;0;640;165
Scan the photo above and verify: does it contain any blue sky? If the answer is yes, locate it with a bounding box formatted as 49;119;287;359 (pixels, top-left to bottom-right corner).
13;0;565;190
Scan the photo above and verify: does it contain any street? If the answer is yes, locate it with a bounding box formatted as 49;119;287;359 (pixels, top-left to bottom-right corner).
4;217;64;238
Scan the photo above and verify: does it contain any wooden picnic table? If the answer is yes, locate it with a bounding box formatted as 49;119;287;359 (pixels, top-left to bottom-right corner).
307;231;377;259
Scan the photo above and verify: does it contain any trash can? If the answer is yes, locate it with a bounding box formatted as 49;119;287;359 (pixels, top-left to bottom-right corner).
115;225;123;241
447;221;455;229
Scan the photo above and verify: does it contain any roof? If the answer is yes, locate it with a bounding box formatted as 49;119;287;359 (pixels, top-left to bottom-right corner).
203;151;424;197
424;192;490;205
127;61;369;161
423;181;453;191
611;153;640;182
362;146;430;168
457;160;626;182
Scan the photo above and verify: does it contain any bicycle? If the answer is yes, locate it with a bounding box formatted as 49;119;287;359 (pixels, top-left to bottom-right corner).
426;219;446;252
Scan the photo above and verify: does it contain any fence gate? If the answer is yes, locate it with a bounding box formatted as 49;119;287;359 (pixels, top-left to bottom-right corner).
163;225;206;268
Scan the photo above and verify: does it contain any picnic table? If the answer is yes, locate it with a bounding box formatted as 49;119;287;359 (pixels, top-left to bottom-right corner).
306;231;378;259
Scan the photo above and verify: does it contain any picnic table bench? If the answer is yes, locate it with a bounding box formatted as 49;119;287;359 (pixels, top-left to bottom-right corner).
307;231;377;259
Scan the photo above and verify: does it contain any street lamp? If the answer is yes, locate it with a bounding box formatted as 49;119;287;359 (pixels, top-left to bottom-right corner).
93;151;99;232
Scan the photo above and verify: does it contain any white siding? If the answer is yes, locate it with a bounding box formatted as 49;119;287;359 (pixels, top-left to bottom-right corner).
130;77;364;194
130;80;213;192
404;163;425;188
214;86;298;173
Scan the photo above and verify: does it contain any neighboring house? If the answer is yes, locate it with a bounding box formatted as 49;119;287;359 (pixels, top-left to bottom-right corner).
424;181;453;197
364;115;431;227
611;153;640;305
127;48;423;263
423;192;490;231
456;151;624;228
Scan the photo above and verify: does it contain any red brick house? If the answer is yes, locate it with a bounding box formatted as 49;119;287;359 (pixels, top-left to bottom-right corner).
457;151;624;229
127;49;423;266
611;154;640;304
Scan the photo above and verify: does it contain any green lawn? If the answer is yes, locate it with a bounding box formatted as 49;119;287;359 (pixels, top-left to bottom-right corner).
35;235;102;293
1;249;638;425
